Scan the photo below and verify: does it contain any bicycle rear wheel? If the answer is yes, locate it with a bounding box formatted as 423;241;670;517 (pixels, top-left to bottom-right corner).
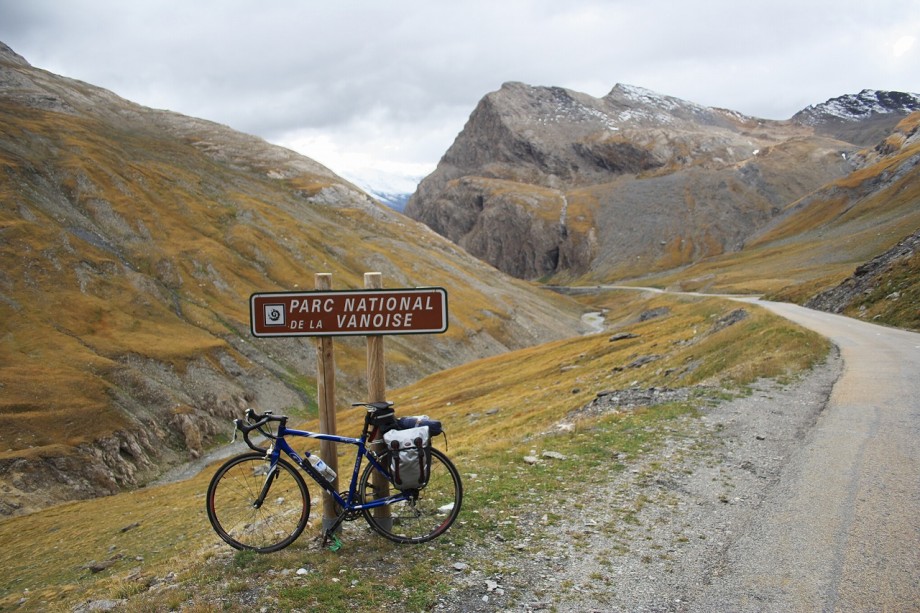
359;447;462;544
206;452;310;553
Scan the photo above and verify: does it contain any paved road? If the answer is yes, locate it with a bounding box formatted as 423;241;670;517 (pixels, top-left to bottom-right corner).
697;298;920;611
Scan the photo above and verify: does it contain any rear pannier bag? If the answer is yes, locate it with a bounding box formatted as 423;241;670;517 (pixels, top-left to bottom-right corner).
383;425;431;490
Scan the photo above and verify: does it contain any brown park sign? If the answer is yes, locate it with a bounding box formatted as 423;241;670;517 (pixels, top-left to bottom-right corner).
250;287;448;337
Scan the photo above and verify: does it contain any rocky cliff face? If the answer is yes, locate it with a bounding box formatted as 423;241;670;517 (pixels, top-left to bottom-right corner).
805;228;919;321
406;82;919;282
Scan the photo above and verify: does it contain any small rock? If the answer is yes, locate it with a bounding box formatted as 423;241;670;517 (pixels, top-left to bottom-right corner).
86;557;120;574
523;456;539;465
541;451;566;460
628;354;661;368
453;562;469;571
72;599;125;612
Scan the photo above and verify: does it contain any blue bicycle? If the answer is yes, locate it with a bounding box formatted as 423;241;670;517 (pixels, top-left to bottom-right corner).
205;403;462;552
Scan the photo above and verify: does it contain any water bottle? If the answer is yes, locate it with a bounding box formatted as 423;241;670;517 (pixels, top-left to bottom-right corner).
307;453;337;482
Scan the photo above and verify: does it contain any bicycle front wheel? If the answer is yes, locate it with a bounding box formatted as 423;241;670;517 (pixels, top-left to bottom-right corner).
206;452;310;553
359;447;462;544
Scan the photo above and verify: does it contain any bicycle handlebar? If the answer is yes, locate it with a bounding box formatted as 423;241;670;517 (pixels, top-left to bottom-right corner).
235;408;286;453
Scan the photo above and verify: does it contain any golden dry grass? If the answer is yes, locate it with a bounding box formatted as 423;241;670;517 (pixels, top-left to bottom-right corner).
0;101;586;480
0;291;828;610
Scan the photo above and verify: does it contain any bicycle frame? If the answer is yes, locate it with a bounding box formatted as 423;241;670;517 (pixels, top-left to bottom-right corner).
209;406;462;551
264;422;409;513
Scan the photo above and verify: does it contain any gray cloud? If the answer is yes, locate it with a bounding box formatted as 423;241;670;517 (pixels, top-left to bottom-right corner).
1;0;918;188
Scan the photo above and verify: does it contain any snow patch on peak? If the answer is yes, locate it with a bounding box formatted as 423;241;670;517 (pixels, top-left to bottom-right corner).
609;84;706;112
796;89;920;124
606;83;713;125
611;84;675;107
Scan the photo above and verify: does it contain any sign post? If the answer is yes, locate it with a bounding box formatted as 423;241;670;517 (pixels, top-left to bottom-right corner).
314;273;339;531
249;277;449;537
365;273;392;530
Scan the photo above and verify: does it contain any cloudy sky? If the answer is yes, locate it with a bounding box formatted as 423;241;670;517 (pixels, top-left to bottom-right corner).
1;0;918;193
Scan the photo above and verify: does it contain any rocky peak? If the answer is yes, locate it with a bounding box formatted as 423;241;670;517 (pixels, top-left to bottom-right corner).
0;41;30;67
430;81;756;193
603;83;735;127
406;81;863;282
794;89;920;124
500;82;619;134
792;89;920;146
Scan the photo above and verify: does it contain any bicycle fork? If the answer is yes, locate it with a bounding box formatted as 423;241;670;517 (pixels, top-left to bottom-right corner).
252;465;280;509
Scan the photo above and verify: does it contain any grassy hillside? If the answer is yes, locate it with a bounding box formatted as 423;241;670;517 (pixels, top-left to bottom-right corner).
0;54;586;515
630;113;920;331
0;291;829;611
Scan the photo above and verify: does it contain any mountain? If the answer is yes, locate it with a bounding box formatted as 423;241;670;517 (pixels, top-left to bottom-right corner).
369;191;411;211
792;89;920;146
622;109;920;315
339;167;423;212
741;110;920;313
405;82;919;283
0;42;588;515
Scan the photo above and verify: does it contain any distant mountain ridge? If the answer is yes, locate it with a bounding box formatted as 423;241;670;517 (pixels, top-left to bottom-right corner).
405;81;919;282
793;89;920;146
794;89;920;125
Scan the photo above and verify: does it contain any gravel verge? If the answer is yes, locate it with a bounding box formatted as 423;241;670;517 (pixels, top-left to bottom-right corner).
435;349;841;612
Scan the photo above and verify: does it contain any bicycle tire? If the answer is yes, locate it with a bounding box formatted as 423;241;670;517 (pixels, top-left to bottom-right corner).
206;452;310;553
359;447;462;544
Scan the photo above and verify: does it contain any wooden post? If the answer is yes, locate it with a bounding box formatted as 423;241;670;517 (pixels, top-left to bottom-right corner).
365;272;392;528
315;273;339;531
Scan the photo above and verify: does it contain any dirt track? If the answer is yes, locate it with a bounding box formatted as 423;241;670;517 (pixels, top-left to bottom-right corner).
439;296;920;612
701;299;920;611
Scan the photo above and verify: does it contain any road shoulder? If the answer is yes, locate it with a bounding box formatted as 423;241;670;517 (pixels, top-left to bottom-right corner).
437;349;842;611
